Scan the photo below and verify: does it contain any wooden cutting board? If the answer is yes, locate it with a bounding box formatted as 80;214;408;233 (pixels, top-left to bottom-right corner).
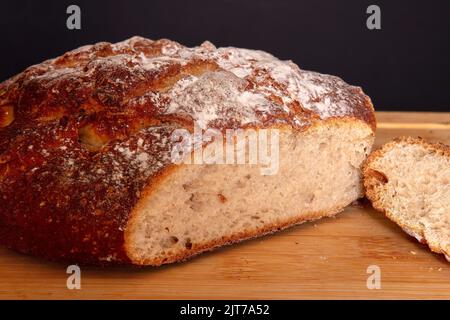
0;111;449;300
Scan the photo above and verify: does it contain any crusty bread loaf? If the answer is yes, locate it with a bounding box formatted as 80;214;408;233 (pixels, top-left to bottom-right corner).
0;36;375;265
363;137;450;262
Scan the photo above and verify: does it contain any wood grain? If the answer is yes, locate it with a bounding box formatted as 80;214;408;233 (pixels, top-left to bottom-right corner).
0;111;449;300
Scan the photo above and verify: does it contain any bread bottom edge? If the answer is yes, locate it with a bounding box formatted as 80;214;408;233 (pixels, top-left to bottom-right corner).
130;204;347;266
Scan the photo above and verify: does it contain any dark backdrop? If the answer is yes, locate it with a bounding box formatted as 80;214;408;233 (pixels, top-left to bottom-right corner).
1;0;450;111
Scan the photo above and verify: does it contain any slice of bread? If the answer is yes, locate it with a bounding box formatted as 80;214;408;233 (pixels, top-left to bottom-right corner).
363;137;450;261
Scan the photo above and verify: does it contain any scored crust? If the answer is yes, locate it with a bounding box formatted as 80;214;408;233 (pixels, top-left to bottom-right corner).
363;137;450;261
0;36;375;264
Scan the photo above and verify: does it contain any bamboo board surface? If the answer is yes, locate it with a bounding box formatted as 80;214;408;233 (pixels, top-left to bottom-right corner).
0;111;449;300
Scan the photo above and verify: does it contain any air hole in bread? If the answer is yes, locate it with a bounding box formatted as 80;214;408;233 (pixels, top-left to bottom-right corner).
367;169;389;184
185;238;193;250
319;142;327;151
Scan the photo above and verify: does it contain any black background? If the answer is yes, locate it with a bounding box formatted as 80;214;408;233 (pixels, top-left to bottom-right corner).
1;0;450;112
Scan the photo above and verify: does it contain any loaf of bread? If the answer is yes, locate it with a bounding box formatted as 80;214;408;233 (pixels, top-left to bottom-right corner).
0;36;375;265
364;137;450;262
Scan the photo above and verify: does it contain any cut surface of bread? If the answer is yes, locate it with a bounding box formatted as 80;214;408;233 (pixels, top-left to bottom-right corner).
126;120;374;265
363;137;450;261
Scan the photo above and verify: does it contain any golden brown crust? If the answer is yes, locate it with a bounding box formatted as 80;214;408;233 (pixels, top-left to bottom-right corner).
363;136;450;260
0;36;375;264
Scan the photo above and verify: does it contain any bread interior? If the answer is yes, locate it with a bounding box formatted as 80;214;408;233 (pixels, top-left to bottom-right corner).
125;121;374;265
